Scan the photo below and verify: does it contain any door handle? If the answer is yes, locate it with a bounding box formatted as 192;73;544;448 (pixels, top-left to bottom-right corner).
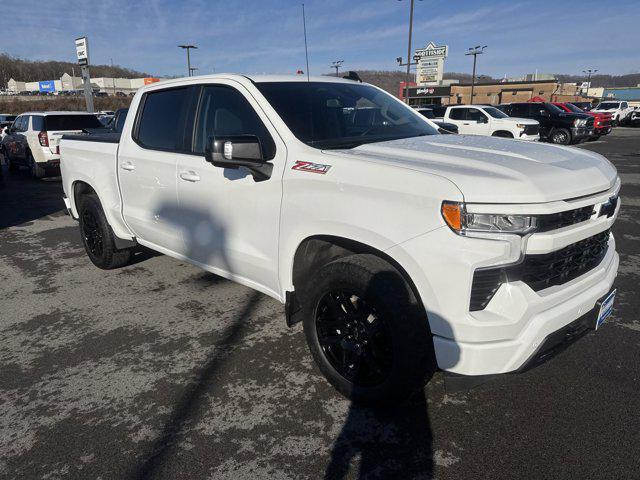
121;162;135;171
179;171;200;182
463;122;471;125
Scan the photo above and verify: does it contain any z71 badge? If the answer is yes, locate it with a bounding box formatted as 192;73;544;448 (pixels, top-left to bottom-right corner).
292;160;332;174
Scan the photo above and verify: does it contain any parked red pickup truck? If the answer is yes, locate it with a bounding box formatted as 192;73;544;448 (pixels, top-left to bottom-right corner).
552;102;612;140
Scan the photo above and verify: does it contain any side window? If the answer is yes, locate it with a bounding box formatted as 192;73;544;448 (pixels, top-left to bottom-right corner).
448;108;466;120
10;116;21;132
466;108;485;121
193;85;276;159
531;104;547;116
136;87;189;151
32;116;44;131
17;116;27;132
621;102;628;109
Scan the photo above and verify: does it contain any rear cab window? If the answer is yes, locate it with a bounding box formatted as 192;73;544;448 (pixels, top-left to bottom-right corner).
44;115;102;131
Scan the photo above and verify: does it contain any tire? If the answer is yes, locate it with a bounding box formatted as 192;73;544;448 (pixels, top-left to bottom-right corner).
550;128;571;145
8;159;19;173
27;151;46;179
302;254;436;406
491;131;514;138
78;194;132;269
611;116;619;127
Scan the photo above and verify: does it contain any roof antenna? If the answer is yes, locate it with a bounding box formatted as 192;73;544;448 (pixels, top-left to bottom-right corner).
302;3;310;81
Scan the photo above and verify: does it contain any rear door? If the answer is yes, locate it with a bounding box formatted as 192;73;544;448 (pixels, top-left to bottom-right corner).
11;116;29;161
174;82;286;297
118;86;192;253
446;108;468;133
528;103;553;138
463;108;491;135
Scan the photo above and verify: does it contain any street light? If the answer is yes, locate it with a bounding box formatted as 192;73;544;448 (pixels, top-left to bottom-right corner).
178;44;198;77
331;60;344;77
465;45;487;105
582;68;598;98
397;0;422;104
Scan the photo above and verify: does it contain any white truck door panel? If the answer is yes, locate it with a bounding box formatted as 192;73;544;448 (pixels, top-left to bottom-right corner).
174;83;285;296
118;87;190;253
464;108;491;135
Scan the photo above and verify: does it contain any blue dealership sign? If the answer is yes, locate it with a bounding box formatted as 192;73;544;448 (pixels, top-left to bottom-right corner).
38;80;56;93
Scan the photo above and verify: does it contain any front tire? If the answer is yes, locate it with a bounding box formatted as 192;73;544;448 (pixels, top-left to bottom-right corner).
78;194;132;269
550;128;571;145
302;254;436;406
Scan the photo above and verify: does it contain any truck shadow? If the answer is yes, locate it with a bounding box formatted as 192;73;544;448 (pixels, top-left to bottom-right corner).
0;165;65;229
128;202;249;479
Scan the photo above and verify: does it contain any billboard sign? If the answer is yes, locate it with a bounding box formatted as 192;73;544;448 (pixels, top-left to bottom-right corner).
75;37;89;65
38;80;56;93
414;42;448;86
143;77;160;85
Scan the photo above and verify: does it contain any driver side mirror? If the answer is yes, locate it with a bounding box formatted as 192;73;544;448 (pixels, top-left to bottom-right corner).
478;116;488;124
205;135;272;182
539;110;550;117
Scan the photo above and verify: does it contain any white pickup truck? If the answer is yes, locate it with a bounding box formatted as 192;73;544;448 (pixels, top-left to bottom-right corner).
437;105;540;140
592;101;634;126
60;75;620;405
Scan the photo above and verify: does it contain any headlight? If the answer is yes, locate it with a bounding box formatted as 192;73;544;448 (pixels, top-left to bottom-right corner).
573;118;587;127
441;201;536;235
516;123;526;128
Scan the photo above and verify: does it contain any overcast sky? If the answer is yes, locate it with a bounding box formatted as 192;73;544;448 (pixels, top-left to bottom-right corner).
5;0;640;78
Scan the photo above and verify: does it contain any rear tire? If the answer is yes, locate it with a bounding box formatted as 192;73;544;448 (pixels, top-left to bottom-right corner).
27;151;45;179
78;194;132;269
302;254;436;406
550;128;572;145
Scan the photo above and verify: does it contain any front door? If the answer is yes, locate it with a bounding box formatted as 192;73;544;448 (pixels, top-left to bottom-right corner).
175;83;285;297
463;108;491;135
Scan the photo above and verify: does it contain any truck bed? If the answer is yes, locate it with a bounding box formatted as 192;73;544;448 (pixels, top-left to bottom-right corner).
62;131;121;143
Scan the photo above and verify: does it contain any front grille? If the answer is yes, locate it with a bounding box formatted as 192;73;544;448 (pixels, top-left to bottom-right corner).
586;117;595;127
523;124;539;135
470;230;610;311
536;205;594;232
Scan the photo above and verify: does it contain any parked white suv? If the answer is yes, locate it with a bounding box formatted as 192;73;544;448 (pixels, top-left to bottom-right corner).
438;105;540;140
592;101;633;126
59;75;619;405
2;111;102;178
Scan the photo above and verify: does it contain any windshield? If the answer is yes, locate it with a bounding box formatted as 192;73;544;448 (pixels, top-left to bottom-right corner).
545;103;564;114
564;103;584;113
44;114;102;130
596;102;619;110
256;81;438;149
483;106;508;118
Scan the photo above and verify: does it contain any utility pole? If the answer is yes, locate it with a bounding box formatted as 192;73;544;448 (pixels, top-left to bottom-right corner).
583;68;598;98
111;58;116;96
465;45;486;105
189;67;199;76
178;44;197;77
396;0;422;103
331;60;344;77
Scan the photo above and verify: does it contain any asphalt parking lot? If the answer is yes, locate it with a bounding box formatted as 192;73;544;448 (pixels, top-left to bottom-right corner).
1;129;639;480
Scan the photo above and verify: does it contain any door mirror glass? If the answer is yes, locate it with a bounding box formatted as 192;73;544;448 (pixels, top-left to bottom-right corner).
478;116;488;123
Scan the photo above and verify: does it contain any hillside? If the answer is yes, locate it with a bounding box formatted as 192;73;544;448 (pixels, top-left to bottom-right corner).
0;53;151;87
342;70;640;93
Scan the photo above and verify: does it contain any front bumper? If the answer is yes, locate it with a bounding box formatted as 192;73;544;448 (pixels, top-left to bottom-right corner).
571;126;594;141
518;133;540;141
593;126;612;136
386;185;620;377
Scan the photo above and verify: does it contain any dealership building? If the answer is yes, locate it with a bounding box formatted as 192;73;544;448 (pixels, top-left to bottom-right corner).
6;73;159;95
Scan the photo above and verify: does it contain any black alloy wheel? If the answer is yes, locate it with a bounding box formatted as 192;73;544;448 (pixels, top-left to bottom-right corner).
82;209;104;257
315;290;393;387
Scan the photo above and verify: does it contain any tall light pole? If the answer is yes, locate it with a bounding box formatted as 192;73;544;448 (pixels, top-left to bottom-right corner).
582;68;597;98
331;60;344;77
397;0;422;103
465;45;486;105
178;44;197;77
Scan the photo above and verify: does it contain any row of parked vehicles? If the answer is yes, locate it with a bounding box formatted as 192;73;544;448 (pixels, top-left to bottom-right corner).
415;100;638;145
0;108;127;178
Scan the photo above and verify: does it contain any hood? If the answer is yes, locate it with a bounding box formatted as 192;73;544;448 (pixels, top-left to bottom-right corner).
333;134;617;203
495;117;538;125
